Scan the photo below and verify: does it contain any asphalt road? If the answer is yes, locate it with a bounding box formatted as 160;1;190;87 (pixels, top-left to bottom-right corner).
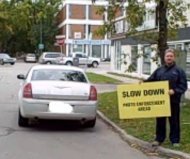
0;62;159;159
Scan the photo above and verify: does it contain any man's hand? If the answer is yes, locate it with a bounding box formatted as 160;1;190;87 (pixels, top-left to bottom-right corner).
168;89;175;95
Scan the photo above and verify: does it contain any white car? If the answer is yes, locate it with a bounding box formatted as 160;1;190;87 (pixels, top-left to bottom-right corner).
56;52;101;68
0;53;16;65
38;52;62;64
17;65;97;128
25;53;37;63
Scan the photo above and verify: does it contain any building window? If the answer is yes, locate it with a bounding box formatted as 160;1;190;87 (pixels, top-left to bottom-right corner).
142;46;151;75
185;43;190;80
92;45;101;57
176;44;183;51
73;45;83;52
114;41;121;70
115;20;124;34
107;45;110;58
131;46;138;72
168;44;175;49
89;5;91;19
68;4;71;18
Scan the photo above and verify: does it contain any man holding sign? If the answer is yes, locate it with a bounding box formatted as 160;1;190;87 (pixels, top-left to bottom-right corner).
146;49;187;147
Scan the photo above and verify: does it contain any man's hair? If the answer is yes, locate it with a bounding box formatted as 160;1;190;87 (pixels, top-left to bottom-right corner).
165;48;175;56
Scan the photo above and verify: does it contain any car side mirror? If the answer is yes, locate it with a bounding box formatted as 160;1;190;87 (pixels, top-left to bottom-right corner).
17;74;26;80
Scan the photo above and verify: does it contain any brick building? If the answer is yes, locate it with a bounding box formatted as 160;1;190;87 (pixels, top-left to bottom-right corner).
56;0;110;59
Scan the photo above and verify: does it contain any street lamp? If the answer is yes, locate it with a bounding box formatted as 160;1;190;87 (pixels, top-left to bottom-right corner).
32;0;44;53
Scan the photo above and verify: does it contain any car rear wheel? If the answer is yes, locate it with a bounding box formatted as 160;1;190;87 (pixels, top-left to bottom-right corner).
10;63;15;65
92;61;98;68
18;109;29;127
66;61;73;66
46;61;52;64
84;118;96;128
0;60;4;65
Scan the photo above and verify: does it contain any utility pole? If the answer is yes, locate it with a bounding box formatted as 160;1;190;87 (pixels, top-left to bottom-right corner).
39;18;43;53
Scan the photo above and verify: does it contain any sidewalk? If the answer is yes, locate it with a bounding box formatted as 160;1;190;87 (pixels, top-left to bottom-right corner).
87;70;139;83
88;70;190;99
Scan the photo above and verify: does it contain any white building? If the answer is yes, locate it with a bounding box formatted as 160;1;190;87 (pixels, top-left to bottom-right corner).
109;0;190;81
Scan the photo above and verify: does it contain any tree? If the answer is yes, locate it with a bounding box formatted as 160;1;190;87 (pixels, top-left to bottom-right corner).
93;0;189;64
0;1;13;52
0;0;62;55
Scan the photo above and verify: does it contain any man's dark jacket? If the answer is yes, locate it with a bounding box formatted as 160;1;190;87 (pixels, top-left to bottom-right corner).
146;63;187;103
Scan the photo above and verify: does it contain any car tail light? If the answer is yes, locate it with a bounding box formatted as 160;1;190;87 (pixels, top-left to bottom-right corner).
23;83;33;98
89;86;97;101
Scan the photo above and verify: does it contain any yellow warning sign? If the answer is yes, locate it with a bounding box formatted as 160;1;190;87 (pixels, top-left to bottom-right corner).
117;81;171;119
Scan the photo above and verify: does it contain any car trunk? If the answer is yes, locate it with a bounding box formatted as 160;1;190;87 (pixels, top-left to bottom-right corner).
31;81;90;100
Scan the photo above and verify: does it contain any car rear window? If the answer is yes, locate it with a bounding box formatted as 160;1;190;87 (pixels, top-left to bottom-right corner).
45;53;61;58
31;69;87;83
27;54;35;57
0;54;10;58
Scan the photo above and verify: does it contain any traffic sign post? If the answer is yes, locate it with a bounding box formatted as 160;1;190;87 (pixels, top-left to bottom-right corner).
55;35;65;54
38;43;44;50
56;39;65;45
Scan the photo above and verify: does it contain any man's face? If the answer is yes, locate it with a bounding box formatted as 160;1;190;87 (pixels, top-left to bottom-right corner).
164;52;175;65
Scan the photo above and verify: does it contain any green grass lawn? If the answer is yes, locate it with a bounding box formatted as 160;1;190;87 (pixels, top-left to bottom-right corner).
98;92;190;154
86;72;121;84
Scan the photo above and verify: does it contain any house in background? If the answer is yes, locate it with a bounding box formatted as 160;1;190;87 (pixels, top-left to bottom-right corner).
109;0;190;81
56;0;111;59
110;1;160;78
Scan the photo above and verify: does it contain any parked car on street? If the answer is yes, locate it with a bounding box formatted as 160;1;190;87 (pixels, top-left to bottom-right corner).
24;53;37;63
101;57;110;62
0;53;16;65
38;52;62;64
17;65;97;128
56;52;101;68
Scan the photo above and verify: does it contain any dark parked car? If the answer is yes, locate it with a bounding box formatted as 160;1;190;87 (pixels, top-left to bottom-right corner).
0;53;16;65
101;57;110;62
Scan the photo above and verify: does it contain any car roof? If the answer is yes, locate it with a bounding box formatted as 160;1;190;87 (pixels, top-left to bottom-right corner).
72;52;83;54
31;65;85;72
0;53;9;57
0;53;8;55
43;52;62;54
27;53;35;55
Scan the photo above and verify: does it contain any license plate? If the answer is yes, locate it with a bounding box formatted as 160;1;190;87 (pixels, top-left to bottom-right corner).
49;101;73;113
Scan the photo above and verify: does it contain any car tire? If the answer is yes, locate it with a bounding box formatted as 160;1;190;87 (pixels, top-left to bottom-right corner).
18;109;29;127
66;61;73;66
92;61;98;68
84;118;96;128
0;60;4;65
46;61;52;64
10;63;15;65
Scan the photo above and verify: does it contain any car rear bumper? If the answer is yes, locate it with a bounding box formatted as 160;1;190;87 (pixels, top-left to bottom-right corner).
19;99;97;120
25;59;36;62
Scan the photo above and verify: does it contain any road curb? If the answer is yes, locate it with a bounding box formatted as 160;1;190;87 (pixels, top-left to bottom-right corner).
97;110;190;159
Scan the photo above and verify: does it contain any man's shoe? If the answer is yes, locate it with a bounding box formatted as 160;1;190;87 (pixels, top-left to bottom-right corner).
172;143;180;147
152;141;162;146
